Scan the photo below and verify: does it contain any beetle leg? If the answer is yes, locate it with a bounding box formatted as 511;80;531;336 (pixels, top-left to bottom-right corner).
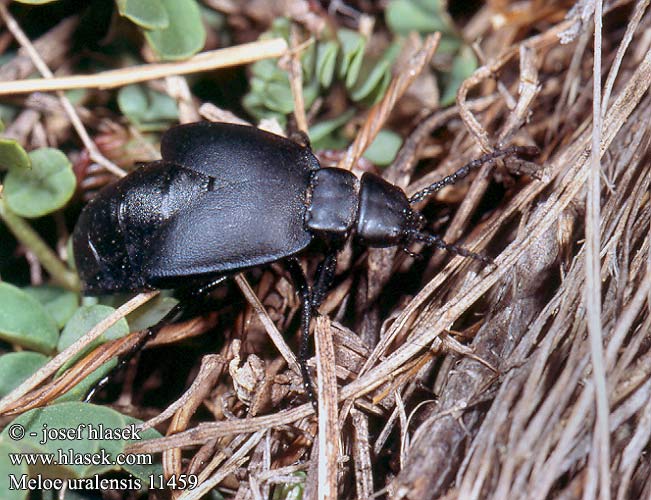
288;129;311;149
286;257;318;409
85;275;229;403
183;275;230;300
311;252;338;310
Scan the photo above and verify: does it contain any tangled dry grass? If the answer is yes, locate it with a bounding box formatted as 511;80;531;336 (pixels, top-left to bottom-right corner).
380;2;651;498
129;2;651;498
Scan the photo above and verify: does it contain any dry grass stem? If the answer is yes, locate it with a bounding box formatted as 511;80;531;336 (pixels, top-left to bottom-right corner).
234;274;301;375
0;38;289;96
315;316;339;500
337;33;441;171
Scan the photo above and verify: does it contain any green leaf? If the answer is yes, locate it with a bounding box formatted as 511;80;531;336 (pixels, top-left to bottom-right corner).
263;80;294;114
0;352;49;398
337;29;366;88
242;91;286;124
117;84;179;130
363;129;403;166
301;40;316;82
250;58;281;80
126;295;178;332
22;285;79;329
440;46;478;106
54;305;128;402
386;0;454;35
144;0;206;60
0;282;58;353
58;305;129;353
0;440;28;500
350;61;391;101
308;109;355;144
0;402;163;481
116;0;169;30
302;76;320;111
264;17;290;41
350;42;401;103
0;138;30;171
244;58;296;117
316;40;339;88
3;148;75;218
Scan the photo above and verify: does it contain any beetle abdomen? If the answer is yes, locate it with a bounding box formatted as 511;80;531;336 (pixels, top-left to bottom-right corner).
73;161;208;294
73;122;321;295
145;173;314;281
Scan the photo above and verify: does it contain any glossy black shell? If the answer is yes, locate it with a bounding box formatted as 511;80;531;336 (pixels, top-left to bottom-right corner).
73;123;320;295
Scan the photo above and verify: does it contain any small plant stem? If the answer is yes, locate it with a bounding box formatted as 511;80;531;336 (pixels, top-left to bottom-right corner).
0;200;80;292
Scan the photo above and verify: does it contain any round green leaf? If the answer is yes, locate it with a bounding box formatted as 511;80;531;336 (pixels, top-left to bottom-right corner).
264;80;295;114
0;138;30;171
0;282;58;353
250;58;279;80
143;0;206;60
0;352;49;398
441;46;478;106
22;285;79;329
0;440;28;500
126;295;178;332
386;0;452;36
117;84;178;129
58;304;129;353
364;129;403;166
3;148;75;218
117;84;149;122
116;0;169;30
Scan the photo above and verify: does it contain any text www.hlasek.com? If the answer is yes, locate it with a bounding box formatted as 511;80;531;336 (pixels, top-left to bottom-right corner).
8;448;151;467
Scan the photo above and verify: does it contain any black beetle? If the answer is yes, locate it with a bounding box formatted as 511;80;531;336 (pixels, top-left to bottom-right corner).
73;121;535;403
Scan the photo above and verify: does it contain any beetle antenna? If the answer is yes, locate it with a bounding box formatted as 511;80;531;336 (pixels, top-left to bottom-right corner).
411;231;493;265
409;145;539;204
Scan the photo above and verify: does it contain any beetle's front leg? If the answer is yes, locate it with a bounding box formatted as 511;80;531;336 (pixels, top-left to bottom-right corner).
85;275;229;403
286;257;317;409
311;252;338;310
